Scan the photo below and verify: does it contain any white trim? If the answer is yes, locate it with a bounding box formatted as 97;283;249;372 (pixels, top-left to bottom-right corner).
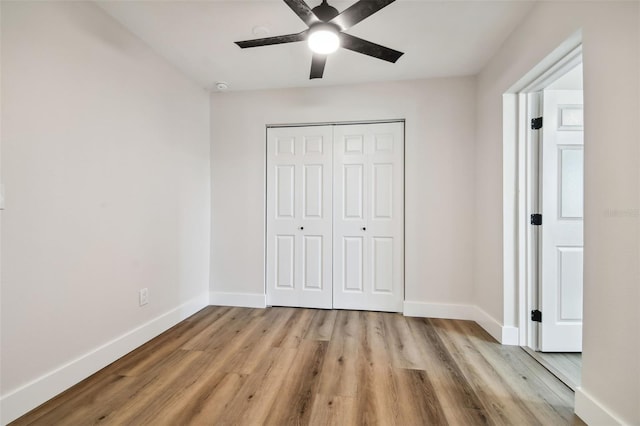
403;302;519;345
507;32;582;93
403;301;477;320
519;45;583;93
474;306;519;345
266;118;405;128
0;292;209;425
575;388;625;425
506;38;584;350
500;326;519;346
209;291;267;308
518;90;544;350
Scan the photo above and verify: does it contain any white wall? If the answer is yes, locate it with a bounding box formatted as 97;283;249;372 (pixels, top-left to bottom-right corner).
0;2;210;422
475;2;639;424
210;78;478;316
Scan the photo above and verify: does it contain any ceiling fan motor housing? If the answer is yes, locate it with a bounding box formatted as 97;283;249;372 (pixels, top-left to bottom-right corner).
312;0;339;22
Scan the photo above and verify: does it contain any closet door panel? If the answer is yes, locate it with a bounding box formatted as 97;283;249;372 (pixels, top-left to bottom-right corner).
267;126;333;309
333;122;404;312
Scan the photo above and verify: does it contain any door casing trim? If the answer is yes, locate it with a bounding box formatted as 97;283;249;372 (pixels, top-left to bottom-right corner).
503;42;582;349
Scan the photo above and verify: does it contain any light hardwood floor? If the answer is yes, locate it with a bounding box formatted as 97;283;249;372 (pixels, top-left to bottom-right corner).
524;349;582;391
12;307;586;425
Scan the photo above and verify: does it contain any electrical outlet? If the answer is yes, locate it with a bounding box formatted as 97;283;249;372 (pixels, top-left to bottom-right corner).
139;288;149;306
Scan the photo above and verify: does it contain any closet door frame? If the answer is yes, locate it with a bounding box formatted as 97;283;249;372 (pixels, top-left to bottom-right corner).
265;120;405;312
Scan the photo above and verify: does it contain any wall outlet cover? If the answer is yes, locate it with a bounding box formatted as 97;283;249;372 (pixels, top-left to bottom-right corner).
139;288;149;306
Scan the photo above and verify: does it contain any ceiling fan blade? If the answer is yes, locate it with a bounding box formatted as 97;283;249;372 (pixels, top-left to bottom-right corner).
310;54;327;79
284;0;320;27
339;33;403;63
330;0;396;31
235;31;308;49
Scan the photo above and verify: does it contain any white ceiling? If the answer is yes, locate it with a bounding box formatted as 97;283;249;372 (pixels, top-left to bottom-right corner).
96;0;536;92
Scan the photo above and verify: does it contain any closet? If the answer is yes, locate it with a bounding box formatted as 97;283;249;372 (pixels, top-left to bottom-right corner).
266;122;404;312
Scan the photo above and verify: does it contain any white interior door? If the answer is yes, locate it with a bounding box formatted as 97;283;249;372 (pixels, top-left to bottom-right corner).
266;126;333;309
332;122;404;312
540;90;584;351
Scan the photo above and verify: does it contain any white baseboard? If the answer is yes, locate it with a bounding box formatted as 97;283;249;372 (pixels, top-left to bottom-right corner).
403;301;519;345
473;306;519;345
209;291;266;308
0;292;209;425
500;326;519;346
403;301;477;320
575;387;625;425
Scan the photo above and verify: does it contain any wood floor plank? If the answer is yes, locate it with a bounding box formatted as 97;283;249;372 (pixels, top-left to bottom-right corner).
271;307;315;348
98;350;210;425
156;371;248;425
13;374;143;426
308;393;357;425
392;367;448;425
183;307;262;353
429;318;543;426
525;350;582;390
263;339;328;425
11;307;582;426
219;346;299;425
383;313;427;370
227;307;297;375
316;310;362;397
114;306;232;377
198;310;272;372
453;319;576;424
406;316;494;425
354;364;398;425
359;311;392;369
304;309;338;341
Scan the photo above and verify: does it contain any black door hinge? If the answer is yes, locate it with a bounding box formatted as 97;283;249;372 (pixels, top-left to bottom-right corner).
531;310;542;322
530;213;542;226
531;117;543;130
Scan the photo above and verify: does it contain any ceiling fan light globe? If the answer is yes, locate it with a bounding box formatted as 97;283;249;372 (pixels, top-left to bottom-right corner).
308;27;340;55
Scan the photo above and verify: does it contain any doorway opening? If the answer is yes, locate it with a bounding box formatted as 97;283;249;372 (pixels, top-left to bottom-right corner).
506;42;584;390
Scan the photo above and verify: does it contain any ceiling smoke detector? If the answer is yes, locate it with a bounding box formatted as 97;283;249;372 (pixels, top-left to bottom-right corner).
252;26;270;37
215;82;229;91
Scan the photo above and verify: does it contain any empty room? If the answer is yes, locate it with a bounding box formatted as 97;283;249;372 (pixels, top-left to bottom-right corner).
1;1;638;425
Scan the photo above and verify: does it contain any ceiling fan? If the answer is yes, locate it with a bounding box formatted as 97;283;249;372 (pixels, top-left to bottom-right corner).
234;0;404;79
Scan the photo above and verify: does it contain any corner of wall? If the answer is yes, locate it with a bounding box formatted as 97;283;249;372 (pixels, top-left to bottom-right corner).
473;306;519;345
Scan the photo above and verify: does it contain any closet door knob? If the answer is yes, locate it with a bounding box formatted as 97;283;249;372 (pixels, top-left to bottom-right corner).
299;226;304;230
362;227;366;231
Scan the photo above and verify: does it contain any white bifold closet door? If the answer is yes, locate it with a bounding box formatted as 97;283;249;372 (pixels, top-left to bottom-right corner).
266;126;334;309
333;123;404;312
266;122;404;312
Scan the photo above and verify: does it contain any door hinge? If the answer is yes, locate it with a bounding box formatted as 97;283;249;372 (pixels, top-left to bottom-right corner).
531;117;543;130
530;213;542;226
531;310;542;322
